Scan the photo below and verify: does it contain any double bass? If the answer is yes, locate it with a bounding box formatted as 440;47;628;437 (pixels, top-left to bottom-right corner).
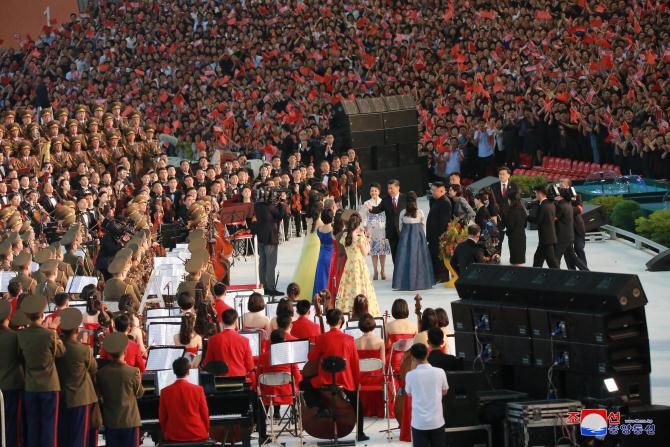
394;294;422;424
301;295;357;440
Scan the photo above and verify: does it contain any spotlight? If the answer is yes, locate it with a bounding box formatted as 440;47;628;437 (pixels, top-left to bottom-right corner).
604;378;619;393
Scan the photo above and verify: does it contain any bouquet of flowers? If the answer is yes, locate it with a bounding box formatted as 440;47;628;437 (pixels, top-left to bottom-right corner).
438;218;469;261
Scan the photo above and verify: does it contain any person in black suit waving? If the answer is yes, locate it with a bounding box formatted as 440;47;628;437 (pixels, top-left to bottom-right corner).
426;182;452;283
366;179;405;262
530;185;559;268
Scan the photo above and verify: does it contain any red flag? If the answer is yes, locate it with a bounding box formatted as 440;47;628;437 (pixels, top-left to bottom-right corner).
621;121;630;135
134;68;144;76
535;11;552;20
493;83;504;93
435;105;450;115
646;50;657;65
570;107;581;123
555;91;570;103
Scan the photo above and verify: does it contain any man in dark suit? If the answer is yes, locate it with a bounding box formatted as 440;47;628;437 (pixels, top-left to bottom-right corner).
559;179;588;268
426;182;452;283
253;187;286;295
366;179;406;262
450;224;486;275
554;190;589;270
491;166;517;250
279;124;296;169
531;185;559;268
427;328;462;372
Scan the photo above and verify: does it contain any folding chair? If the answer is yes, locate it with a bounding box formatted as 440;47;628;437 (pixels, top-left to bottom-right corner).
356;358;388;439
257;372;303;445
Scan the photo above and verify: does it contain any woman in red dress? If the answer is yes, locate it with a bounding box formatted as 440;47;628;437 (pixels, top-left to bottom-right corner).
355;313;386;417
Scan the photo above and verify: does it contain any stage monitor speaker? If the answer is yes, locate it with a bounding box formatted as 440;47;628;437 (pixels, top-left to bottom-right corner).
348;113;383;132
374;145;398;170
350;130;385;149
399;94;416;109
382;109;417;129
356;98;373;114
355;147;373;172
383;95;402;111
581;203;606;232
384;125;419;145
398;143;419;166
340;99;359;115
565;373;651;407
454;333;533;367
456;265;648;312
646;249;670;272
370;97;387;113
442;371;483;428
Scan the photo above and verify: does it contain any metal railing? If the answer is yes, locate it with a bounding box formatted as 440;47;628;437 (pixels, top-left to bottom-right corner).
601;224;668;255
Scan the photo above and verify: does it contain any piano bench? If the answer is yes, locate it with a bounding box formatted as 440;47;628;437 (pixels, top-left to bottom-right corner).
158;440;218;446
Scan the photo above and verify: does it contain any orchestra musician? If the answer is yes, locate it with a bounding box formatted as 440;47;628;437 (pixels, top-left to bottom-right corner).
301;308;368;441
291;299;321;344
96;332;145;447
99;314;147;373
0;300;25;447
203;308;254;378
159;357;210;443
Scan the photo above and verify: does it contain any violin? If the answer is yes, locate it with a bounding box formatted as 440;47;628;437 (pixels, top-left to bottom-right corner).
394;294;422;424
207;221;233;282
328;176;341;202
291;184;303;213
301;294;356;440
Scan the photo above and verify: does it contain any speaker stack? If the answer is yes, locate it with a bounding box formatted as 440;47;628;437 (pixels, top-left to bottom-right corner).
333;95;425;196
452;265;651;406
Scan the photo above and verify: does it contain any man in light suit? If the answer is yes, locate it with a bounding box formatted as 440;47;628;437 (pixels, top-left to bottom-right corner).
366;179;406;262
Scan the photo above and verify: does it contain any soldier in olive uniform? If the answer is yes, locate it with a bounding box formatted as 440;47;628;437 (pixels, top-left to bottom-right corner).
16;294;66;447
37;259;65;304
9;251;37;295
0;300;25;447
56;308;99;447
177;252;212;301
62;223;94;277
103;252;140;312
96;332;144;447
0;238;13;270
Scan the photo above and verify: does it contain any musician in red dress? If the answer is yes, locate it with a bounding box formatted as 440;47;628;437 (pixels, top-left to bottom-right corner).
290;300;321;344
99;314;146;373
212;282;232;326
302;308;368;441
159;357;210;442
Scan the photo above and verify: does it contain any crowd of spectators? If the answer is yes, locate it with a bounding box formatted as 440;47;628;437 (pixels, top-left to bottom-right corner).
0;0;669;181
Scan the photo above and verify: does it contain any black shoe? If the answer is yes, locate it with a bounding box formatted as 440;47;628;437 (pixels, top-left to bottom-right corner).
357;433;370;442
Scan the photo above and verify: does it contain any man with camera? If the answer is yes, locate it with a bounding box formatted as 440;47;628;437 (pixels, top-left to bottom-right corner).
254;183;286;296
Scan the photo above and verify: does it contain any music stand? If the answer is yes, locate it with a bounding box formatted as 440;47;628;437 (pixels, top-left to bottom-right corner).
319;356;356;447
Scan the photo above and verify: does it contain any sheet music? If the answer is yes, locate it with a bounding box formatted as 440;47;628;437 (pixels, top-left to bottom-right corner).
154;256;184;267
146;347;185;371
146;316;182;325
175;243;190;250
156;368;199;394
31;262;39;273
75;249;86;259
265;302;279;318
66;276;98;293
156;264;185;277
167;251;191;260
224;293;235;309
270;339;310;366
147;323;181;346
0;271;17;293
239;331;261;357
146;308;182;318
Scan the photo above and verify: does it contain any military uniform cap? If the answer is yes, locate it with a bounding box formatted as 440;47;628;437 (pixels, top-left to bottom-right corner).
6;231;19;245
111;102;122;110
185;253;204;274
11;251;32;269
116;247;133;262
103;332;129;355
0;240;12;257
107;258;127;275
8;123;20;131
67;119;79;128
130;111;141;118
59;308;83;331
21;109;33;118
75;105;88;113
4;110;16;118
10;309;29;327
109;132;121;140
48;120;60;129
40;259;59;274
7;215;23;230
103;113;114;121
0;301;11;321
50;137;63;146
0;206;16;220
19;140;31;150
62;213;76;225
93;104;105;112
21;294;47;314
89;133;101;141
187;229;205;242
58;110;69;117
20;231;33;243
19;220;32;233
71;136;82;144
188;238;207;253
27;123;39;132
34;248;54;264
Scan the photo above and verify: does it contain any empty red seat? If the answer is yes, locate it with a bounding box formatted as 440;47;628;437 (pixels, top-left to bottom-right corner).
557;158;570;173
589;162;601;174
576;161;589;177
519;153;533;168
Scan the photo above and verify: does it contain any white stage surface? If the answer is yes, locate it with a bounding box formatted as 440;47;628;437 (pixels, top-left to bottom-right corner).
140;199;669;446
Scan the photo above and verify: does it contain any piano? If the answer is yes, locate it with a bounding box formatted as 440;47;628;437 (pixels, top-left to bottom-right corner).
138;373;255;447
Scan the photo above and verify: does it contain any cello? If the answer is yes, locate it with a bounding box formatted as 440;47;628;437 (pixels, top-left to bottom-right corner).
300;295;357;440
393;294;422;425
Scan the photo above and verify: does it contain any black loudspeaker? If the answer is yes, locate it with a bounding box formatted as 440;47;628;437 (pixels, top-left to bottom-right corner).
443;371;483;427
340;99;359;115
350;130;385;149
614;405;670;446
398;143;419;165
348;113;383;132
581;203;606;232
355;147;373;172
382;109;417;129
374;145;398;170
399;94;416;109
565;372;651;406
384;95;402;111
646;249;670;271
356;98;373;114
454;332;533;367
456;265;647;312
384;125;419;145
370;97;387;113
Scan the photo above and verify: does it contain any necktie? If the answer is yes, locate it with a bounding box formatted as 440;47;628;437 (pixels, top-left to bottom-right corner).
393;197;397;209
502;184;507;198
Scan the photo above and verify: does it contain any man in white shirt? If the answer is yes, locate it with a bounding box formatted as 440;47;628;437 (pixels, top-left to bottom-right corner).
405;343;449;447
